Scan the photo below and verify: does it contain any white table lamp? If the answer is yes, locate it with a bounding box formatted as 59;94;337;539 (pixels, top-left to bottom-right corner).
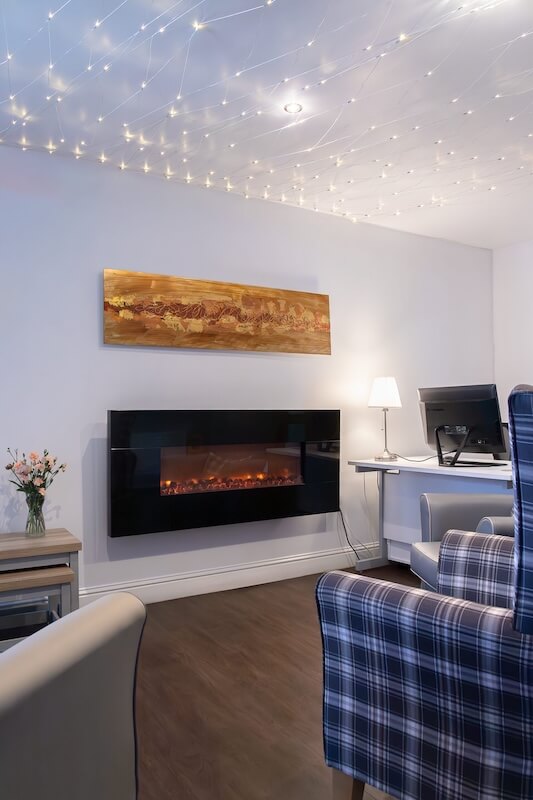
368;377;402;461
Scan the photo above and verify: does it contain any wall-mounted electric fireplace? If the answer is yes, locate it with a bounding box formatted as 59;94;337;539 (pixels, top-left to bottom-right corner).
108;410;340;537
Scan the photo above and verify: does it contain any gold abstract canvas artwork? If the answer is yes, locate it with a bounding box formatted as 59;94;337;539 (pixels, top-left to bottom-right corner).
103;269;331;355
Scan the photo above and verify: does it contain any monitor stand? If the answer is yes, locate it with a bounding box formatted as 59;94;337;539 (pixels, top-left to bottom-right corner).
435;426;504;467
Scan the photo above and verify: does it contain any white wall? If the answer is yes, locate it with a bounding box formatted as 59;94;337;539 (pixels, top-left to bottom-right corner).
0;147;494;600
493;239;533;417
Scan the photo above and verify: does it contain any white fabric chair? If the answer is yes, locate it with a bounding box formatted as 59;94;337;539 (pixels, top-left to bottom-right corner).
0;592;146;800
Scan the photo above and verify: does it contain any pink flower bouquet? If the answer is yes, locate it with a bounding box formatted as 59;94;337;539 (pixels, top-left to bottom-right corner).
5;449;67;536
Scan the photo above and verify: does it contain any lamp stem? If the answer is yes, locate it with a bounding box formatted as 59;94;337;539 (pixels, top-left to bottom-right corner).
375;407;397;461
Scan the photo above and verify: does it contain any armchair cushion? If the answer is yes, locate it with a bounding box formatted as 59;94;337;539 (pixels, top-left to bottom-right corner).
437;531;515;608
317;571;533;800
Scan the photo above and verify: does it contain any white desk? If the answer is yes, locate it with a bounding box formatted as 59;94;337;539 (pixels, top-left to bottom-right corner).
348;457;513;565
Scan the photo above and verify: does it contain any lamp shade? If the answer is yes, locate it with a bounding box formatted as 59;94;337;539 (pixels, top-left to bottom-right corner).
368;377;402;408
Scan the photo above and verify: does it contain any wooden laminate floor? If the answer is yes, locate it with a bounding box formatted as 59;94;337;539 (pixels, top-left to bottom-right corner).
136;564;419;800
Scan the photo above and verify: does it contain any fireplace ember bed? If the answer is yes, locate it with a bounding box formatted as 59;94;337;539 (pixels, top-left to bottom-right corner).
108;410;340;537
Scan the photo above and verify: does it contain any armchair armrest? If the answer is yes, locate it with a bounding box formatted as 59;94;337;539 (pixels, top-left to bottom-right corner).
420;493;513;542
476;515;515;536
316;572;532;800
437;531;514;608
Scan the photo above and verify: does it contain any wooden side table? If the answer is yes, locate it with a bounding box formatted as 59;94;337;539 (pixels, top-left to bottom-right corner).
0;529;82;650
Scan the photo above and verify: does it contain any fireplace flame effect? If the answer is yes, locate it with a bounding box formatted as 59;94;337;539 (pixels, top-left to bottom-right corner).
161;471;302;496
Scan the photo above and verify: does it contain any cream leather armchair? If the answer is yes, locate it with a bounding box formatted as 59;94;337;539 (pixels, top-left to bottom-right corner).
0;592;146;800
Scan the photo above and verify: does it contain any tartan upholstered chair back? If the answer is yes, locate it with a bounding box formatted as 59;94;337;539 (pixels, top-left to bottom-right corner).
317;386;533;800
508;385;533;634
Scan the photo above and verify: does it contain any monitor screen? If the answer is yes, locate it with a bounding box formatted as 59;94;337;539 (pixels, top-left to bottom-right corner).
418;384;505;464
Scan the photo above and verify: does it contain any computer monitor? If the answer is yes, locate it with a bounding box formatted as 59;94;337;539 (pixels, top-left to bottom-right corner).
418;384;506;467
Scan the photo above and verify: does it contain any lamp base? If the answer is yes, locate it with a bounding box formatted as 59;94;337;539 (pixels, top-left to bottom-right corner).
375;448;398;462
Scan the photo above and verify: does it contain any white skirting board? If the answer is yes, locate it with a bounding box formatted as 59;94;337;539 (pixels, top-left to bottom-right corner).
79;543;379;605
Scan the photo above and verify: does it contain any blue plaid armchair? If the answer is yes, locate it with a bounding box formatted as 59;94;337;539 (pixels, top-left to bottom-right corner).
316;386;533;800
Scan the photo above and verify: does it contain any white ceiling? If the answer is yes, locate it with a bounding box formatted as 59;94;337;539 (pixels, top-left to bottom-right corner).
1;0;533;249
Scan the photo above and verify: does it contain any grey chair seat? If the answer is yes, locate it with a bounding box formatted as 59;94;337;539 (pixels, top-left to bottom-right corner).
410;541;441;590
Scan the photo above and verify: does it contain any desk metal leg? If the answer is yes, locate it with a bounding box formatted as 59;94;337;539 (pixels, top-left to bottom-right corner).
356;469;389;571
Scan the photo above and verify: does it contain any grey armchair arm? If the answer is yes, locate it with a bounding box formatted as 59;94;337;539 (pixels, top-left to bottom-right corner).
420;493;514;542
476;515;515;536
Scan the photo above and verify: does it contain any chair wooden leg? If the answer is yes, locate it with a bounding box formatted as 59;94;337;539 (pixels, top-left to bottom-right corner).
332;767;365;800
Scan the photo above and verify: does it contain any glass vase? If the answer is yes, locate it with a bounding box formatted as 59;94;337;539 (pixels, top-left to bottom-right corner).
25;494;46;537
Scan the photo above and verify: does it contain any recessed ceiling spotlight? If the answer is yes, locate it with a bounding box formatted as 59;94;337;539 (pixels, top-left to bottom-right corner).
284;102;303;114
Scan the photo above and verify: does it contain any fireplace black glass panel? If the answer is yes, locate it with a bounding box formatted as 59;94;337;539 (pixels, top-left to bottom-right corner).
108;410;340;537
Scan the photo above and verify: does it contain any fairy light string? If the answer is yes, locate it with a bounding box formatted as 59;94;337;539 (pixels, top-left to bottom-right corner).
0;0;531;223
